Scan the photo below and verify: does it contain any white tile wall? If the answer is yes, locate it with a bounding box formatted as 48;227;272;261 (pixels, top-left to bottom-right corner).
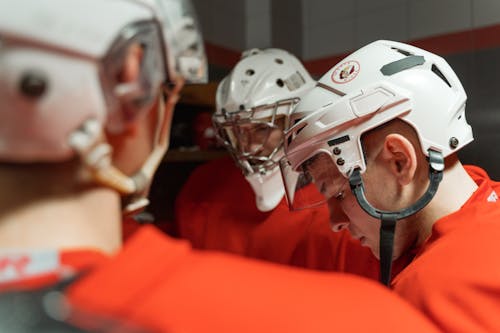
408;0;472;39
356;2;408;47
472;0;500;28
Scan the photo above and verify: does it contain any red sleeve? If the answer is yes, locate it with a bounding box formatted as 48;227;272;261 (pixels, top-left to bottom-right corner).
67;226;439;333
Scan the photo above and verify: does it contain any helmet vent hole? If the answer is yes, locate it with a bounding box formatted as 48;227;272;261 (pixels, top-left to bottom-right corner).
294;122;306;136
391;47;412;57
287;122;306;146
275;58;284;64
19;71;48;98
431;64;452;87
293;118;303;126
246;69;255;76
276;79;284;87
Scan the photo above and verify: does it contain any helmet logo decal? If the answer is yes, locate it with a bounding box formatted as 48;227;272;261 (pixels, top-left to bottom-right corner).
331;60;360;84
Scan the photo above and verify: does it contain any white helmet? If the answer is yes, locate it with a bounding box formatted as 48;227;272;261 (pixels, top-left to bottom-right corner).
280;40;473;284
0;0;207;213
145;0;208;83
213;48;315;211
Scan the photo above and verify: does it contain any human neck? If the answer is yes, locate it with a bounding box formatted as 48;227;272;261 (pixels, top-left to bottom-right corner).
415;158;478;246
0;187;123;255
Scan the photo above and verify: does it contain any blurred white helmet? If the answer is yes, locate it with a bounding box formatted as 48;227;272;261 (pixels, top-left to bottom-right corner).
213;48;315;211
145;0;208;83
0;0;207;213
280;40;473;285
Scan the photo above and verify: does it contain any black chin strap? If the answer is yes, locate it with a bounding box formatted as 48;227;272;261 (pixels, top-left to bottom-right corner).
349;149;444;286
379;217;397;286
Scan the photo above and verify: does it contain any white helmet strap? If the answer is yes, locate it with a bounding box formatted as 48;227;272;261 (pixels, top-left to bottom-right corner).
68;79;182;216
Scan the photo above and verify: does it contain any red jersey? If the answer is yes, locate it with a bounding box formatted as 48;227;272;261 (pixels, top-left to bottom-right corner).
0;227;440;333
175;157;380;277
75;227;443;332
392;165;500;332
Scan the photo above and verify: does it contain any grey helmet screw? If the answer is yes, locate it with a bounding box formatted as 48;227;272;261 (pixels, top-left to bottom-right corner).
20;71;47;98
449;137;459;149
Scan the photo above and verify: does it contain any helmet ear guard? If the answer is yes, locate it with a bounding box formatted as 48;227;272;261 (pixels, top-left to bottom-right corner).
349;149;445;285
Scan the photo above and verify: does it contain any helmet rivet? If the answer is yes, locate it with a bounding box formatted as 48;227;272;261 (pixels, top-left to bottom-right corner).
333;147;341;155
336;158;345;166
449;137;459;149
19;71;47;98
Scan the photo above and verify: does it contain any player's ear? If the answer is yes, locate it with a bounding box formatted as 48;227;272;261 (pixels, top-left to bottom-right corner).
380;133;417;186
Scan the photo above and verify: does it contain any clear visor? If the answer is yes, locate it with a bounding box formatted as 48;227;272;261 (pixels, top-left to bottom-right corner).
103;21;166;132
279;151;348;210
213;99;298;174
101;20;172;185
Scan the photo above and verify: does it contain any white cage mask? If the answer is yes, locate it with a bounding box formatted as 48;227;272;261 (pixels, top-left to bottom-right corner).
213;48;315;211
